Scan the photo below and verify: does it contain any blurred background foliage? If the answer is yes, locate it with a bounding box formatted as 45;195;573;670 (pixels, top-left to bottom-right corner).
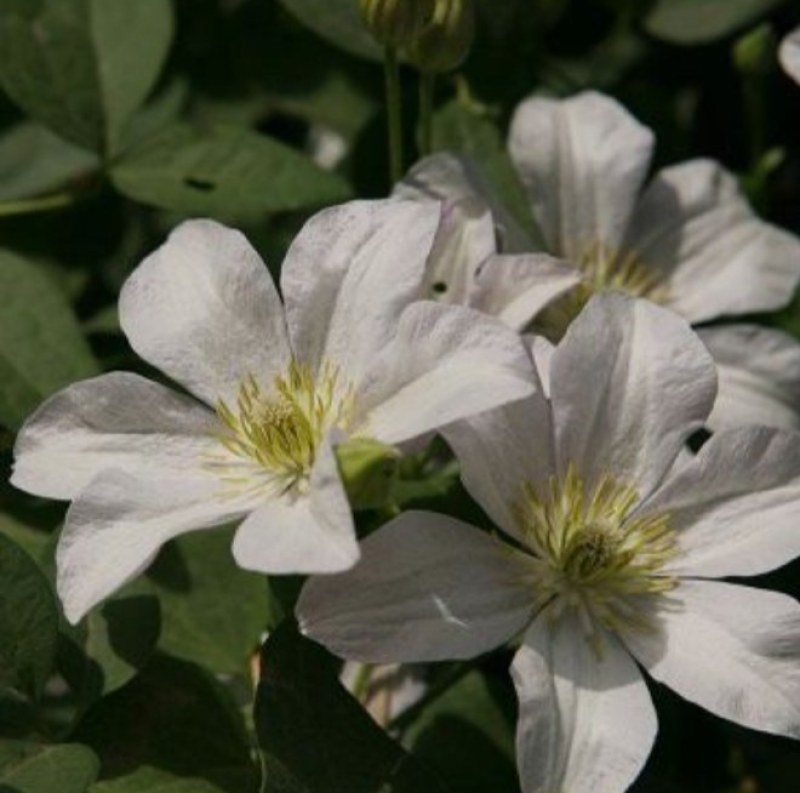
1;0;800;791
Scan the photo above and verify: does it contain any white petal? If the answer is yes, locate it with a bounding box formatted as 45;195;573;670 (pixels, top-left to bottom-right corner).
470;254;582;330
355;301;536;444
297;511;535;663
699;324;800;431
442;393;555;543
280;199;439;382
641;426;800;579
11;372;220;500
119;220;291;407
624;160;800;323
422;196;497;306
550;293;717;496
623;580;800;739
57;469;258;623
396;152;534;252
231;440;358;574
513;609;657;793
528;334;555;397
508;91;654;261
780;27;800;85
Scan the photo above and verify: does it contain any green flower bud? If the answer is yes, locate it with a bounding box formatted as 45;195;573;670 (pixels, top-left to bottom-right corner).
335;438;401;511
360;0;435;49
733;23;776;77
406;0;475;74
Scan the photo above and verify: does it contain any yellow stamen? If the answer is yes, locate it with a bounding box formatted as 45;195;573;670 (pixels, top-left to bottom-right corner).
513;463;678;640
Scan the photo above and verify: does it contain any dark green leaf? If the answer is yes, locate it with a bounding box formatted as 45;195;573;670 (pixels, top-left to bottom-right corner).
402;671;518;793
90;766;230;793
431;101;543;249
148;528;269;676
0;250;98;430
0;123;99;202
255;623;449;793
0;0;174;154
110;124;352;218
644;0;785;45
59;591;161;709
0;534;59;697
0;742;99;793
276;0;381;61
74;655;256;789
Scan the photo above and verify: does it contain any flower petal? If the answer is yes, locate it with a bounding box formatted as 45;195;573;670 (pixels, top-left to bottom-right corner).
623;580;800;739
422;196;497;306
57;469;258;623
442;392;555;543
513;609;657;793
508;91;654;261
780;27;800;85
396;152;534;252
297;511;535;663
11;372;220;500
641;426;800;579
470;254;582;330
624;160;800;323
355;301;537;445
231;440;358;574
280;199;439;382
119;220;291;407
550;293;717;496
699;324;800;431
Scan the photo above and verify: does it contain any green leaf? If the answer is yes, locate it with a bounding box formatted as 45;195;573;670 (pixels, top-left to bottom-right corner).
74;655;256;788
110;124;352;219
276;0;381;61
59;591;161;709
255;623;449;793
431;101;543;249
90;767;230;793
148;528;270;676
0;0;174;153
0;123;99;202
0;743;99;793
644;0;785;45
0;534;59;697
0;250;98;430
402;671;518;793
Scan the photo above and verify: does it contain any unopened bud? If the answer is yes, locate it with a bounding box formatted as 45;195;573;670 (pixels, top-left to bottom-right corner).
406;0;475;74
734;23;776;77
360;0;435;49
335;438;401;511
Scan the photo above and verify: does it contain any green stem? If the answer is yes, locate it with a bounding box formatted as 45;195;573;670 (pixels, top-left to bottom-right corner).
384;45;404;183
0;191;79;218
418;72;436;157
351;662;375;702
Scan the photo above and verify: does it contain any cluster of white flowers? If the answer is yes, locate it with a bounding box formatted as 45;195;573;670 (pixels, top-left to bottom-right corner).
12;90;800;793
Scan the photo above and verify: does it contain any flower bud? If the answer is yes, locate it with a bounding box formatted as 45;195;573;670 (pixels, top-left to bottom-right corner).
734;23;776;77
406;0;475;74
359;0;435;49
335;438;401;511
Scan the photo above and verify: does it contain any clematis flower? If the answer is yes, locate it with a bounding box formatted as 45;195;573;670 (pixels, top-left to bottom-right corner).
397;91;800;431
780;27;800;85
298;293;800;793
11;200;536;624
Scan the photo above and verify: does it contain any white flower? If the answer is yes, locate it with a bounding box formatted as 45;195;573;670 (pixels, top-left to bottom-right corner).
11;201;537;624
398;91;800;431
780;27;800;85
298;293;800;793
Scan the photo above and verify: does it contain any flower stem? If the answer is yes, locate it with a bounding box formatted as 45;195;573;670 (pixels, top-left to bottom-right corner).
384;45;404;183
418;72;436;157
351;662;375;702
0;191;79;217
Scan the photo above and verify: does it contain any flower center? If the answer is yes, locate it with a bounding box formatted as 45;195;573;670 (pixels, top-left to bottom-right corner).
214;361;354;494
535;241;669;339
514;463;678;642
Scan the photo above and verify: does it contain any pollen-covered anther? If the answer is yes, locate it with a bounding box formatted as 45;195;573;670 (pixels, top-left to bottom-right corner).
514;464;678;637
213;361;355;494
